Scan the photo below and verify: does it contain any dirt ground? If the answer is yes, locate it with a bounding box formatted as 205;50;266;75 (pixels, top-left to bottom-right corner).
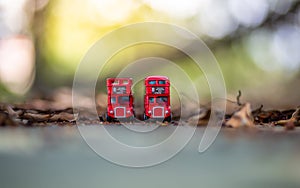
0;89;299;130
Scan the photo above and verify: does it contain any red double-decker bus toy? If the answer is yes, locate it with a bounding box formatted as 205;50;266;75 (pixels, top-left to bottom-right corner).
106;78;135;122
143;76;172;122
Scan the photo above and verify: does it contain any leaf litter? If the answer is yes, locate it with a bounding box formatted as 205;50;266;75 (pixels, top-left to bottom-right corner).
0;89;299;130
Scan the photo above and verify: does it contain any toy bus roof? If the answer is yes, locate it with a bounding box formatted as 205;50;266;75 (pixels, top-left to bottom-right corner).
145;76;169;80
107;77;132;81
106;78;133;85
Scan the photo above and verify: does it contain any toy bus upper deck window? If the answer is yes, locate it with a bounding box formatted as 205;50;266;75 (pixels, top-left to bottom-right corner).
148;80;156;85
158;80;166;84
123;80;128;84
111;97;116;104
112;80;119;85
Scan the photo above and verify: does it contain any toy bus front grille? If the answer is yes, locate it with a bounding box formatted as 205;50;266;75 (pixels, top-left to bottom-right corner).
152;107;164;118
114;107;126;118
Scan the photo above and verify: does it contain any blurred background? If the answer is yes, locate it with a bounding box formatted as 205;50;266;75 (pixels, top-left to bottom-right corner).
0;0;300;108
1;1;300;188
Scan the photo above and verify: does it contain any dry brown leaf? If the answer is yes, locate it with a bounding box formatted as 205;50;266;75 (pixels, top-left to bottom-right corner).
225;103;255;128
157;121;168;126
49;112;76;122
285;120;295;131
0;112;16;126
5;105;23;118
276;107;300;128
292;107;300;119
22;113;51;122
187;108;210;126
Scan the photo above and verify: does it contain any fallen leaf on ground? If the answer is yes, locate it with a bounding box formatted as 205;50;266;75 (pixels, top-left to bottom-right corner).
0;112;16;126
49;112;77;122
276;107;300;128
22;113;51;122
187;108;210;126
157;121;168;126
226;103;255;128
284;120;295;131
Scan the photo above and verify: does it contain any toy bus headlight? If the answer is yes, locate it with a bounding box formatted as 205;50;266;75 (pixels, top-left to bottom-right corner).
165;110;169;114
109;110;113;114
148;110;152;114
127;110;131;114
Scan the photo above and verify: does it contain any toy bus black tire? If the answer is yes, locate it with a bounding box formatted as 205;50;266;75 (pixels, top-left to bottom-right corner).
164;115;172;122
129;116;135;122
105;112;112;122
143;113;149;121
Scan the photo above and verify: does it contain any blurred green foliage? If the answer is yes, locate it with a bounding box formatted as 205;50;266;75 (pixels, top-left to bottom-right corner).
1;0;299;107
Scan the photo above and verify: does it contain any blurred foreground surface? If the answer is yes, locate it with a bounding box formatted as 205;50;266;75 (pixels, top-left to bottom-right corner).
0;126;300;188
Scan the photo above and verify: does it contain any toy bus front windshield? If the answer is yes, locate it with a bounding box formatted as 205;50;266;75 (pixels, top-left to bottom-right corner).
118;96;130;104
157;96;168;104
149;97;168;104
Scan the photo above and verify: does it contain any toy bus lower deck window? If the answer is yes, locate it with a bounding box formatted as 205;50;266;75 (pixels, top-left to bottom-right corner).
111;97;116;104
118;96;130;104
148;97;168;104
157;96;168;103
149;97;154;103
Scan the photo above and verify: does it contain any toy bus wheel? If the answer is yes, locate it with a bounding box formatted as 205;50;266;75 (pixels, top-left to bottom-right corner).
129;116;135;122
105;112;112;122
143;113;149;121
164;115;172;123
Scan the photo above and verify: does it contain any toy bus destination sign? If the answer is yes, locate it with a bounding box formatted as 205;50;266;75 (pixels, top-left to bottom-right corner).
113;86;127;94
151;87;165;94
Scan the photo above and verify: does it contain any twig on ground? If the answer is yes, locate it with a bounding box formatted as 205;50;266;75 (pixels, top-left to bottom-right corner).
236;90;242;106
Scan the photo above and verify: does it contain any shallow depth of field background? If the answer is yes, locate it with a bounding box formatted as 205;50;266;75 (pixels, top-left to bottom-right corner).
0;0;299;108
1;1;300;188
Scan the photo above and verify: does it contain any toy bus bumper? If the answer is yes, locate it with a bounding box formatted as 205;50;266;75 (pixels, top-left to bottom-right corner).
107;107;134;119
145;107;171;118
